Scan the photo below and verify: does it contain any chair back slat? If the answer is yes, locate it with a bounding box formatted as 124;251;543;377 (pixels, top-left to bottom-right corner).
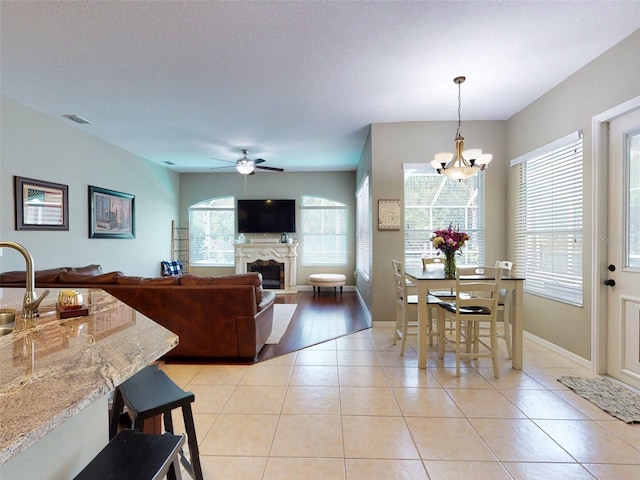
422;257;456;296
494;260;515;302
454;266;503;316
422;257;444;269
392;259;408;304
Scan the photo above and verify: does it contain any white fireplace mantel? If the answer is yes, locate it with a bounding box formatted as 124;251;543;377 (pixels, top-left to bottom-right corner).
234;243;298;293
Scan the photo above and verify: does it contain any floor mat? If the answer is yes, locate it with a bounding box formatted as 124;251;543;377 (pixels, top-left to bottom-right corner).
558;376;640;423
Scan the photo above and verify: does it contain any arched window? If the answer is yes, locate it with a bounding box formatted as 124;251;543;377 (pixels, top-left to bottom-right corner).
301;195;347;266
189;196;235;266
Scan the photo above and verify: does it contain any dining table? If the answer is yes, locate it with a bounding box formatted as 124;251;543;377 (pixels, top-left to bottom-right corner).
404;267;525;370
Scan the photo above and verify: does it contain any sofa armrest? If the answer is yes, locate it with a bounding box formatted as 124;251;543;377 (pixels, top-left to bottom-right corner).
258;291;276;311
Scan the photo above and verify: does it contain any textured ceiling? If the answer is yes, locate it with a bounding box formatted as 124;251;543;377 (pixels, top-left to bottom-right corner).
1;1;639;173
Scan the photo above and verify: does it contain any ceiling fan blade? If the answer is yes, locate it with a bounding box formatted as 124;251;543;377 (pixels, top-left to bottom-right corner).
209;157;237;164
209;165;234;170
253;158;266;165
256;165;285;172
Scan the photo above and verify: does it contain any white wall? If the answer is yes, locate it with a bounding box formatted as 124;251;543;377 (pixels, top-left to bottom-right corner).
0;96;180;277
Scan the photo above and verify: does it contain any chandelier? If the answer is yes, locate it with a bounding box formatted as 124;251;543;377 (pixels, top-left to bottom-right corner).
431;76;492;180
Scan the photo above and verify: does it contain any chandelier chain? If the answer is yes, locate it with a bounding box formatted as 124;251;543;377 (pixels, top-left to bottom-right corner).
456;80;462;138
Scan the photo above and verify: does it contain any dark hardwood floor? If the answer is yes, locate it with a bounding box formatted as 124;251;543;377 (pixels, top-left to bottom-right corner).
164;290;370;365
257;290;370;362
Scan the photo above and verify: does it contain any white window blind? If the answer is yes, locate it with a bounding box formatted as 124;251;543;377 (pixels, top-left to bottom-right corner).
513;132;583;305
356;175;370;279
403;166;485;268
189;196;235;266
301;196;347;266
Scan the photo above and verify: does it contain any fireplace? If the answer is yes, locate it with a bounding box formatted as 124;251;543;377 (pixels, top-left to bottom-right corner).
234;242;298;293
247;259;284;290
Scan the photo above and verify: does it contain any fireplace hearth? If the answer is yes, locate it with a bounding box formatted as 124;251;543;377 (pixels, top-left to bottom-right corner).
247;259;284;290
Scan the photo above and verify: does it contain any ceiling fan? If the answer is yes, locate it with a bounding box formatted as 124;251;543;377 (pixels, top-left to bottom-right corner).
210;149;285;175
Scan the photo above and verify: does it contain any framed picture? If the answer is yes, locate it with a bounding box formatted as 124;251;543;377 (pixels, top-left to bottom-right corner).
378;199;401;231
14;176;69;231
88;186;135;239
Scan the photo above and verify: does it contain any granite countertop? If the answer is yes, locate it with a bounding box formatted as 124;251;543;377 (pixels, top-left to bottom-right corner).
0;287;179;464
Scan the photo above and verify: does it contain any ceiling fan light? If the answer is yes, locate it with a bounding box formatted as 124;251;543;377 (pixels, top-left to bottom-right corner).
430;159;443;170
236;160;254;174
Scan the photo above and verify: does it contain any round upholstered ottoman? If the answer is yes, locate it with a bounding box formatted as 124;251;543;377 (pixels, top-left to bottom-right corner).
309;273;346;296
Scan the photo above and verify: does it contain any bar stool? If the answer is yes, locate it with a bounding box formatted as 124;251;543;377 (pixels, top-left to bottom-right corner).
74;429;185;480
109;364;204;480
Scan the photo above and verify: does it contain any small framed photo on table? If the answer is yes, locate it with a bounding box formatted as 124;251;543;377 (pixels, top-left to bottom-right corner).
88;186;135;239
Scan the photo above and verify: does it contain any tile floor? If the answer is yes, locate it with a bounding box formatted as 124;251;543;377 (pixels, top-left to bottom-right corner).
161;324;640;479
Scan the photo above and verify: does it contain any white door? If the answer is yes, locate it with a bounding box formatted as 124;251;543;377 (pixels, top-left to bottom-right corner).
606;109;640;389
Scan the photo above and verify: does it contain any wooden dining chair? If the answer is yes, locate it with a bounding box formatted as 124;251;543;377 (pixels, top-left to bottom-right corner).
422;257;456;298
422;257;469;338
437;266;504;378
473;260;515;360
392;259;441;355
494;260;514;358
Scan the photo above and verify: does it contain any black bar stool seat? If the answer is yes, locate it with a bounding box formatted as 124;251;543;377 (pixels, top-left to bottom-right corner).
109;364;203;480
74;429;185;480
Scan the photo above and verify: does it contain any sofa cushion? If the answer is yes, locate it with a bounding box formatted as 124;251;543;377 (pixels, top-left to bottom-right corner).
115;275;179;285
67;264;103;276
0;267;68;284
58;271;121;284
0;265;104;285
180;272;263;303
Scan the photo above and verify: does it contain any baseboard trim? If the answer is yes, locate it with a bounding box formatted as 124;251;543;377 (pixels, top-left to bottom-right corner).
524;330;591;369
355;290;372;327
295;285;356;292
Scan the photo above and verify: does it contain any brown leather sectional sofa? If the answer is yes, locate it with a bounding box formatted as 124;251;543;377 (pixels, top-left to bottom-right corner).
0;265;275;361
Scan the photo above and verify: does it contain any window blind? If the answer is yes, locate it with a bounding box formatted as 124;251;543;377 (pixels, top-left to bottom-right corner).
513;133;583;305
301;196;348;266
356;175;370;279
189;196;235;266
403;165;485;268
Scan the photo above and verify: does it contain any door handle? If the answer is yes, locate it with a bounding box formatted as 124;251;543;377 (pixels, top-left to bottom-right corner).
608;264;616;272
604;279;616;287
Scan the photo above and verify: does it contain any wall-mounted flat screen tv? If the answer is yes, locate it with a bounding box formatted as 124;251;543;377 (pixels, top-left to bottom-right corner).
237;199;296;233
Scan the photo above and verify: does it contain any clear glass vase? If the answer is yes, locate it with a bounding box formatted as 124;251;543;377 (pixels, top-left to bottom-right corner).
444;252;456;278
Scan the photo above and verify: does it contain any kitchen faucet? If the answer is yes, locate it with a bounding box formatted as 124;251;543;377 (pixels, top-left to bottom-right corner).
0;241;50;320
